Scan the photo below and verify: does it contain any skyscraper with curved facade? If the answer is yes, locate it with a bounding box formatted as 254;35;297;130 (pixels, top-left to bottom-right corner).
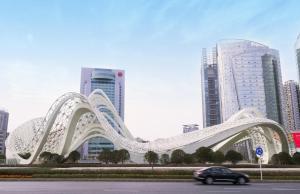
216;39;286;127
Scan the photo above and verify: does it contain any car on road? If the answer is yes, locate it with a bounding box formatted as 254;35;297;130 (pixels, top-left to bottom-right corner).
193;166;250;185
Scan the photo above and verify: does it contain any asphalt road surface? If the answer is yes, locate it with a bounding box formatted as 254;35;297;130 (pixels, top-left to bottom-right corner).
1;181;300;194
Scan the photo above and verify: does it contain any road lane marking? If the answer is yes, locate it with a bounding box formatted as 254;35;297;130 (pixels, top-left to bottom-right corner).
222;187;300;192
272;188;300;191
103;189;139;192
207;191;241;193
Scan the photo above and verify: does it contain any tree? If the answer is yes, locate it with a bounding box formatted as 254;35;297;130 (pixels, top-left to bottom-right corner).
39;151;52;162
277;152;293;165
270;154;280;165
212;151;225;164
160;154;170;165
183;154;194;164
51;154;65;164
118;149;130;164
271;152;293;165
39;152;65;164
292;152;300;164
0;154;6;160
171;149;186;164
195;147;213;163
0;154;5;163
97;149;112;164
225;150;243;164
144;151;159;166
110;150;121;164
67;151;81;163
18;153;31;159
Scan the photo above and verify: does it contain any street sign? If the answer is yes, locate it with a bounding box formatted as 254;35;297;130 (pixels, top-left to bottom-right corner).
256;147;264;181
256;147;263;157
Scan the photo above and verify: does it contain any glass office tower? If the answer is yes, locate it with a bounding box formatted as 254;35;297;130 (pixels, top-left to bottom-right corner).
283;80;300;132
201;47;221;127
80;68;125;160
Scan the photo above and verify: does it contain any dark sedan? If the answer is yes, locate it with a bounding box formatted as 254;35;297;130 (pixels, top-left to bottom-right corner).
193;166;250;185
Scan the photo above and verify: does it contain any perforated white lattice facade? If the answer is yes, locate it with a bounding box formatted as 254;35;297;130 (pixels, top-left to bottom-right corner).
6;90;292;164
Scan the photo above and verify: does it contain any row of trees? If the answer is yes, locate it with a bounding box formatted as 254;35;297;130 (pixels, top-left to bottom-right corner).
270;152;300;165
38;147;244;165
19;148;300;166
96;147;243;165
144;147;244;165
97;149;130;164
39;151;81;164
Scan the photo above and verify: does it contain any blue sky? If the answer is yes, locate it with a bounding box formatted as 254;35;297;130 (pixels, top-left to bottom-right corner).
0;0;300;140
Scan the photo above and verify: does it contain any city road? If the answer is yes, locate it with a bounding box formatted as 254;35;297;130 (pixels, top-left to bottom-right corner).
0;181;300;194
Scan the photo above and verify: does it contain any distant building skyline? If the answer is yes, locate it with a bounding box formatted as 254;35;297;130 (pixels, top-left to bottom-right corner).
201;47;221;128
217;39;286;127
80;67;125;160
283;80;300;132
183;124;199;133
0;109;9;155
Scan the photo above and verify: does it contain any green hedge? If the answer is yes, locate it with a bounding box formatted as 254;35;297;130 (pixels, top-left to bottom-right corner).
0;168;194;176
33;174;192;179
31;174;300;180
1;168;300;176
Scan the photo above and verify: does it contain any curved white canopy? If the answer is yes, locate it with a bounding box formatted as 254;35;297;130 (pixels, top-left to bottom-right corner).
6;90;292;164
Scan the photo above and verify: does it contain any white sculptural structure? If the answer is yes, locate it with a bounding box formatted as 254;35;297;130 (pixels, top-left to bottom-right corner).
6;89;291;164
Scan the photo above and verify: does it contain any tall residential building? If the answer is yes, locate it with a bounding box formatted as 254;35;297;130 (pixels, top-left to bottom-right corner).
296;34;300;82
0;109;9;155
217;39;286;127
201;47;221;127
283;80;300;132
80;67;125;160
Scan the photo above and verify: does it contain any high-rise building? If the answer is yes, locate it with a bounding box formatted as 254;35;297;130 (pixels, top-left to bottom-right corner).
217;39;286;127
201;47;221;127
0;109;9;155
81;68;125;119
80;67;125;160
283;80;300;132
296;34;300;82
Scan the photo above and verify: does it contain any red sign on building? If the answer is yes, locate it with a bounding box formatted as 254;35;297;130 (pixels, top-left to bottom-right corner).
292;132;300;148
118;72;123;77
